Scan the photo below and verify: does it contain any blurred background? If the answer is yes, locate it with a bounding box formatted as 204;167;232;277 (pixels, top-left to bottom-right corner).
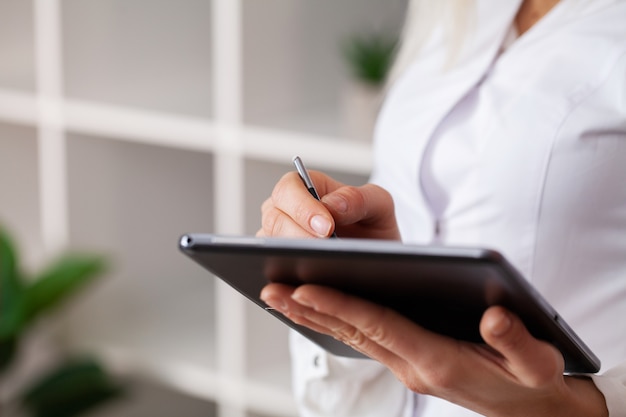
0;0;407;416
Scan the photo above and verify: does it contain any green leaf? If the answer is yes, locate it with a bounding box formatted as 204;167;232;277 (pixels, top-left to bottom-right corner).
0;337;18;373
21;357;124;417
0;300;24;342
21;254;107;325
341;33;398;85
0;228;25;372
0;227;24;321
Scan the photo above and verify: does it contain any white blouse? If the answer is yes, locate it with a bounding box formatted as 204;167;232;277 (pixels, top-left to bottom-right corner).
289;1;626;416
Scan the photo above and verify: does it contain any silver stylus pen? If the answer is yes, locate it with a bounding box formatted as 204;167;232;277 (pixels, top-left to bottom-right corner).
292;156;338;238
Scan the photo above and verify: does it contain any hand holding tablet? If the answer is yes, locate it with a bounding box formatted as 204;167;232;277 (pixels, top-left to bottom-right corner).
180;233;599;374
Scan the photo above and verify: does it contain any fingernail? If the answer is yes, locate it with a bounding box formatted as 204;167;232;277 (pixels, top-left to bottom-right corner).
262;296;288;313
491;311;512;337
292;292;315;309
310;215;331;237
323;194;348;214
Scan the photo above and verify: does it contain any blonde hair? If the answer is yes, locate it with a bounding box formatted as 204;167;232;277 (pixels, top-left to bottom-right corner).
388;0;476;82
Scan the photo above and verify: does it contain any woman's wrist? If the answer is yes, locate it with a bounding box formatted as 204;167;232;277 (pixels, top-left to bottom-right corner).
562;376;608;417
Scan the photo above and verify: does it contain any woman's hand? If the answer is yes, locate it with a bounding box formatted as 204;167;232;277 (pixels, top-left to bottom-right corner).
258;170;400;240
261;284;609;417
258;169;608;415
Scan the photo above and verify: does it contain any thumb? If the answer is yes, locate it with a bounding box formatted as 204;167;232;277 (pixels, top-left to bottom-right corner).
480;306;565;388
321;184;400;239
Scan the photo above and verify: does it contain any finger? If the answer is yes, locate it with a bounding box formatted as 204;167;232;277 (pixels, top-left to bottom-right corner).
322;184;394;225
269;172;338;237
261;284;406;367
262;284;366;342
480;306;565;388
321;184;400;239
261;200;320;238
290;285;456;365
260;284;334;335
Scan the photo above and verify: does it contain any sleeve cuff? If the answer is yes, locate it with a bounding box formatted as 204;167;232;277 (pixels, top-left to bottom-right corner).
288;331;414;417
591;363;626;417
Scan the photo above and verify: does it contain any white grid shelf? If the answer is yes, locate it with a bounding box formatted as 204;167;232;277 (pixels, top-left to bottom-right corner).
0;0;411;416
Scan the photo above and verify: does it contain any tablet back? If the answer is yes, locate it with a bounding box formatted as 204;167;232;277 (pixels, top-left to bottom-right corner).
179;233;600;374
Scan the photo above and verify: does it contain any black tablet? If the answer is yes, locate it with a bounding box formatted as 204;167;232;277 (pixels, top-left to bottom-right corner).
179;233;600;374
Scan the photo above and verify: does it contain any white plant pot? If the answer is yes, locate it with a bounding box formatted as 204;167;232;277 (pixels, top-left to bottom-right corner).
341;80;383;142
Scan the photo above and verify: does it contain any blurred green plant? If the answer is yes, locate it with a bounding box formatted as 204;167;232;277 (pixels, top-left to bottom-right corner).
1;226;123;417
341;32;398;86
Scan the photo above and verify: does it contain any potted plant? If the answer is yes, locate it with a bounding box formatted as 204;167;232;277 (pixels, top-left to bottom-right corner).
340;31;398;142
0;226;123;417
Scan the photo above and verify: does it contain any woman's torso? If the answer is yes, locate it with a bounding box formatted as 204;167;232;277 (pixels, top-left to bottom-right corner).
373;1;626;414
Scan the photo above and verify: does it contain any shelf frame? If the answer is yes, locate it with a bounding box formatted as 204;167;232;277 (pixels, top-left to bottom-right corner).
0;1;374;416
